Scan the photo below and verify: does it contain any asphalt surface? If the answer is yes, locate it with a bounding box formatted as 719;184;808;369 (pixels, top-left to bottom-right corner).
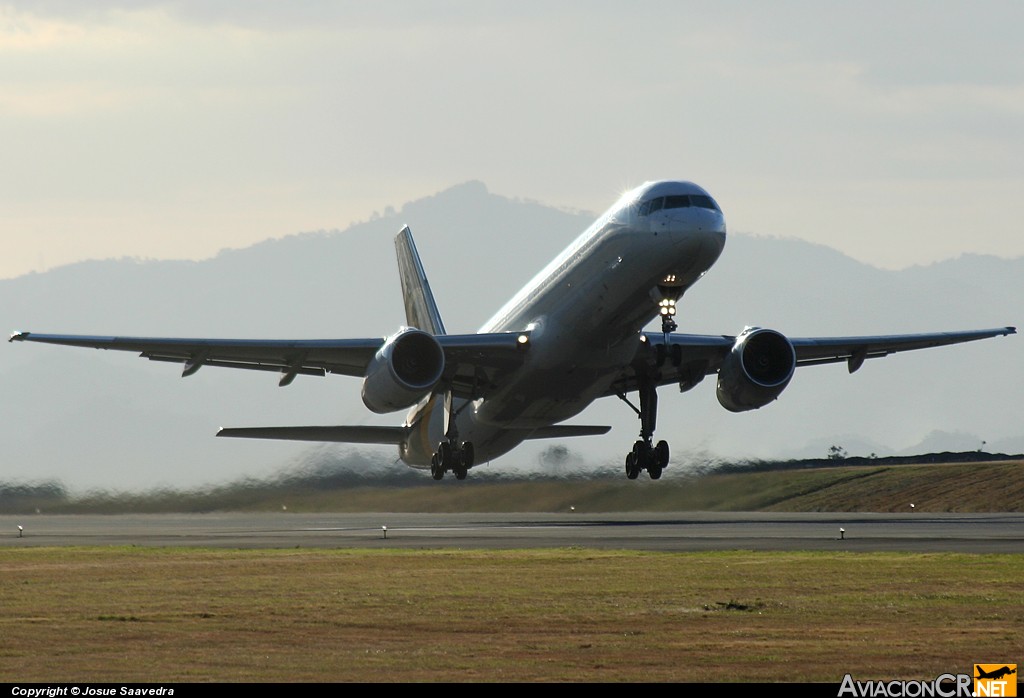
1;512;1023;552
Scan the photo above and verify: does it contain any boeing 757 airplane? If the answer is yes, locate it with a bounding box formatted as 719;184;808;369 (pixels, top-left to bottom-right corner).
10;181;1016;480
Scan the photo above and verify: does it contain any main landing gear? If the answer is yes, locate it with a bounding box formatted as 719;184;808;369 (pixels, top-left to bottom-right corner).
621;286;683;479
430;439;474;480
625;438;669;480
430;391;475;481
619;377;670;480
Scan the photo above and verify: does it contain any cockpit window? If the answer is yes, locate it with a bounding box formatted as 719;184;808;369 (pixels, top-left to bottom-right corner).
638;194;720;215
663;195;691;210
637;197;663;216
690;195;720;211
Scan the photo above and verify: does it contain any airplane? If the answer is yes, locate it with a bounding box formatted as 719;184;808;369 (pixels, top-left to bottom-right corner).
975;666;1016;681
9;180;1016;480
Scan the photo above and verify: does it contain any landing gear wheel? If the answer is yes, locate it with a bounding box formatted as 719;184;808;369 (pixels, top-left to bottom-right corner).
655;440;670;470
455;468;468;481
633;440;652;471
460;441;475;469
648;465;662;480
632;440;646;460
625;453;640;480
437;441;453;471
627;440;648;480
430;454;444;481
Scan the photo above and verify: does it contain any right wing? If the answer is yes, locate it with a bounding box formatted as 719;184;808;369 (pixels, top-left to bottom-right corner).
9;331;382;384
8;330;529;396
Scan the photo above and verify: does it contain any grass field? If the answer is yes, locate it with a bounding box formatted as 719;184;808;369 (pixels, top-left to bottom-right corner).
1;547;1021;682
2;460;1021;682
5;459;1021;514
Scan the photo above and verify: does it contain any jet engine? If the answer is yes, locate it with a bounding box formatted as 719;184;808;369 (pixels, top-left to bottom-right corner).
716;328;796;412
361;328;445;413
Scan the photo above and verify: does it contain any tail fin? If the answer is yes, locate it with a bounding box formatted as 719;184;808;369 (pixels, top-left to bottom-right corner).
395;226;446;336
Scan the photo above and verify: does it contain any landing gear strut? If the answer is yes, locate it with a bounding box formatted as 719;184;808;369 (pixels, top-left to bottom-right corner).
429;391;475;481
619;377;670;480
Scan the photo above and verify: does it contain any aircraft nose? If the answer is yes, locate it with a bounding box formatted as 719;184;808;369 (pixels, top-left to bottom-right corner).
707;212;727;244
668;208;726;245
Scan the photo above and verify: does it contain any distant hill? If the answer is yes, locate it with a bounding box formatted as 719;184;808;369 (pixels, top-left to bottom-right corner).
2;182;1020;491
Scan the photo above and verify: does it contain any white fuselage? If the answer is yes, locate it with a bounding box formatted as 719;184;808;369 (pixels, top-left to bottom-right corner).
400;181;727;467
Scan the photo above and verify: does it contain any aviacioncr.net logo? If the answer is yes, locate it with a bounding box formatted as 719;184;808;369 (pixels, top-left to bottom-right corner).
838;673;972;697
974;664;1017;698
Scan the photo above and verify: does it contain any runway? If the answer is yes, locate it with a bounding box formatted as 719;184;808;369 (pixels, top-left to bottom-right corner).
1;512;1023;552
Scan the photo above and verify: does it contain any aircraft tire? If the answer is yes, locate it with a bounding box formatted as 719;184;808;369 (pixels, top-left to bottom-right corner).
655;440;670;469
648;465;662;480
625;452;640;480
437;441;453;470
460;441;475;469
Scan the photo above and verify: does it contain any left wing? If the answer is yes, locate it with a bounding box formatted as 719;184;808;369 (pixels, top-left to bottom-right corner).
8;330;529;396
609;326;1016;395
788;328;1018;372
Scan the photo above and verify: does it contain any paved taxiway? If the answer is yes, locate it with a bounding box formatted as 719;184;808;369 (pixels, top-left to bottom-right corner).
1;512;1022;552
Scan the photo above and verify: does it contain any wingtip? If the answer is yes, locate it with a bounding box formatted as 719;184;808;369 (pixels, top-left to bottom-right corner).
8;330;29;343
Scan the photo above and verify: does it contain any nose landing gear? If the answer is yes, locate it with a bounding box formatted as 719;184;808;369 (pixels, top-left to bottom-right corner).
658;297;678;334
655;281;683;335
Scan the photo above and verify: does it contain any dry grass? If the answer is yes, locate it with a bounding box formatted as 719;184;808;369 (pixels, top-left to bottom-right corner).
8;460;1022;515
0;548;1020;682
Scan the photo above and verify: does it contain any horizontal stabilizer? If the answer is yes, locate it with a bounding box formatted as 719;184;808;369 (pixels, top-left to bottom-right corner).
525;425;611;440
217;425;409;444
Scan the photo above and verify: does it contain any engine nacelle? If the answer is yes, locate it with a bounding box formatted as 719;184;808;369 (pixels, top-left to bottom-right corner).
716;328;796;412
361;328;445;414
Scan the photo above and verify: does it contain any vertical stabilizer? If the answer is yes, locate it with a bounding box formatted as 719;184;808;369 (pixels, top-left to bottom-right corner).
395;226;447;336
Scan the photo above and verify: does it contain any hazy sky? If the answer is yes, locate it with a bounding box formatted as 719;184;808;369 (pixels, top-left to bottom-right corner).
2;1;1022;279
